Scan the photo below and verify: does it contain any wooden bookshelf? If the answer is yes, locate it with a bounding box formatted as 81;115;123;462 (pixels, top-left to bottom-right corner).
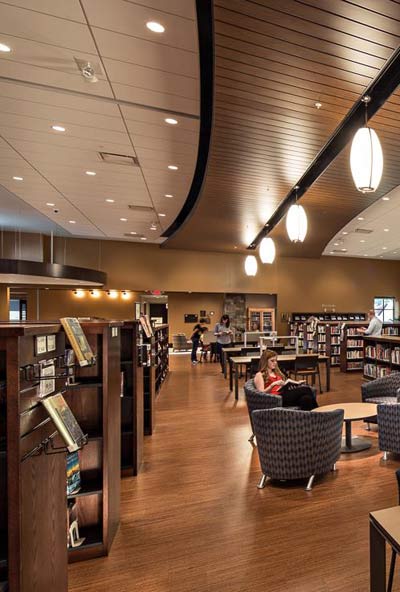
289;312;366;365
340;322;365;372
363;334;400;379
246;308;275;332
143;324;169;436
120;321;144;477
154;325;169;395
0;323;68;592
64;321;122;562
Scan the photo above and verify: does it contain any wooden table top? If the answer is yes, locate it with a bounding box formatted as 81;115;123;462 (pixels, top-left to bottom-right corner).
230;354;329;364
313;402;377;420
370;506;400;551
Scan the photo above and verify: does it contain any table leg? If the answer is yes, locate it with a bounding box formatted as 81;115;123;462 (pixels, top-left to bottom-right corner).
223;351;227;379
229;360;233;391
370;520;386;592
345;421;352;449
326;359;330;392
235;364;239;400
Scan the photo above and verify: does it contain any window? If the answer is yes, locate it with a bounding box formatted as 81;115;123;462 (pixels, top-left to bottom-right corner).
9;298;27;321
374;297;395;323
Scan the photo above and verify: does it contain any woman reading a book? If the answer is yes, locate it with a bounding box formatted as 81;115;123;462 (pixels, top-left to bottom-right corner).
254;350;318;410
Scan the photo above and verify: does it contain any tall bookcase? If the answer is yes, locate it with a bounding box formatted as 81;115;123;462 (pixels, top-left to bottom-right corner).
143;324;169;436
246;308;275;332
289;312;366;366
120;321;144;477
363;335;400;379
64;321;121;562
154;325;169;394
0;324;68;592
341;322;400;373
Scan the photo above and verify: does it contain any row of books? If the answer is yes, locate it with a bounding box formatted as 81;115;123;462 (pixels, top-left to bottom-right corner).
376;346;391;362
347;361;363;370
392;348;400;365
364;363;392;379
347;351;363;359
347;339;363;347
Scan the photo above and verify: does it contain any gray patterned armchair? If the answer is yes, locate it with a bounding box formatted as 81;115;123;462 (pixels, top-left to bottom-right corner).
361;373;400;427
244;379;315;443
377;404;400;460
252;407;344;491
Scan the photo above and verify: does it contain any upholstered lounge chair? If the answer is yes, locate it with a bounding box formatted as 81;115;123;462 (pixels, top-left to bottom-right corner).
252;407;344;491
243;378;316;443
377;403;400;460
361;373;400;428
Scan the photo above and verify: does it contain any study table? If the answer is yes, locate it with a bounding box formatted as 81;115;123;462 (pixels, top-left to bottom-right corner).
229;354;330;400
222;344;286;378
370;506;400;592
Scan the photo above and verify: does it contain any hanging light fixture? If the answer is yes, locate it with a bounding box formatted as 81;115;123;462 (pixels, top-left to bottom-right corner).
259;237;276;264
286;187;308;243
244;255;258;276
350;95;383;193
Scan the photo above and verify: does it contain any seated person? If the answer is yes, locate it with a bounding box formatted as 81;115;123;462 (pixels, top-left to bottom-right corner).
254;349;318;411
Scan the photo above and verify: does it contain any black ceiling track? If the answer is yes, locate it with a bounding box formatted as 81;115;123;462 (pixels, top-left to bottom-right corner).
161;0;214;242
247;44;400;250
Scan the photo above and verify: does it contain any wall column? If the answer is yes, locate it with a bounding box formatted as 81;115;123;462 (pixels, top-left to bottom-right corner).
0;286;10;321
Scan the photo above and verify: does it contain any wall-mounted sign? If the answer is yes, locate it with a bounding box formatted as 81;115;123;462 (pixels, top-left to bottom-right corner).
184;314;198;323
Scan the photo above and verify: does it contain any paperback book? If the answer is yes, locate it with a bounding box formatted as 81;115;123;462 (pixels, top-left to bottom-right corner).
41;393;85;452
60;317;96;367
66;451;81;496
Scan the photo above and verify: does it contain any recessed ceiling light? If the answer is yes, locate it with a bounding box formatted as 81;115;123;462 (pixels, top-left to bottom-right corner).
85;171;96;176
384;228;389;232
360;240;365;243
342;231;348;235
334;242;339;246
13;176;23;181
234;246;238;249
382;197;390;201
120;218;127;222
364;254;368;257
394;252;397;254
0;43;11;53
140;237;147;240
380;255;383;258
159;213;166;217
165;118;178;125
357;217;364;221
46;202;55;206
52;125;65;132
165;194;173;198
330;251;334;254
382;247;387;250
168;165;178;170
105;199;114;203
341;248;347;252
314;101;322;109
129;231;137;235
150;226;157;231
69;220;76;224
146;21;165;33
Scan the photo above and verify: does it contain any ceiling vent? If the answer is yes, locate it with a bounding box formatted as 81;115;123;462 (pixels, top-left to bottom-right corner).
128;205;154;213
355;228;373;234
123;233;145;239
99;152;139;167
332;249;347;253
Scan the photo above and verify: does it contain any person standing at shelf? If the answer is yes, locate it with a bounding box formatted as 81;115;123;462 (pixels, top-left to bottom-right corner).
214;314;233;372
357;309;383;337
190;324;207;365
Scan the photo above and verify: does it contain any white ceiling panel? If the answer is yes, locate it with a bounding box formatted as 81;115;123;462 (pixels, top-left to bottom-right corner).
0;0;200;243
1;0;86;22
124;0;196;20
81;0;198;52
92;27;198;78
112;81;199;115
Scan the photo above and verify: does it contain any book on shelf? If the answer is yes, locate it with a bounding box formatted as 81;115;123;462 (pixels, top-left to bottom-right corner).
139;314;153;338
66;451;81;495
41;393;86;453
60;317;96;367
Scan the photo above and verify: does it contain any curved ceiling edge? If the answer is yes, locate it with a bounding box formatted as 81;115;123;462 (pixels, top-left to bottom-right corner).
160;0;214;242
0;259;107;286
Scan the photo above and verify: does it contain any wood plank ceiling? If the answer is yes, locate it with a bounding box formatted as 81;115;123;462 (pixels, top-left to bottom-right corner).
165;0;400;257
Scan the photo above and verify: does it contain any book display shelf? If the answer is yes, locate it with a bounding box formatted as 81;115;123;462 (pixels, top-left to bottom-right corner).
154;325;169;395
120;321;144;477
289;313;366;366
341;323;400;374
142;324;169;436
0;324;68;592
247;308;275;332
363;334;400;379
64;320;122;562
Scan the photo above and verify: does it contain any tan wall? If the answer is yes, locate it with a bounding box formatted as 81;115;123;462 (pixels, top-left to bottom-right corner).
167;293;224;338
3;235;400;334
0;286;9;321
34;289;140;321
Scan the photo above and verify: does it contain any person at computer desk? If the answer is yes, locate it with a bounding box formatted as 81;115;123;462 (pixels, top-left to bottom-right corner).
356;309;382;337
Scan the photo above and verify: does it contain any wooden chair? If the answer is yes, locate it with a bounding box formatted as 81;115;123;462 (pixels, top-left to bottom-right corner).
290;354;322;393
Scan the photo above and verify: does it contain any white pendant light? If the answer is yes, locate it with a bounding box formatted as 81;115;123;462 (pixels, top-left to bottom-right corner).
286;188;308;243
350;95;383;193
244;255;258;276
259;237;276;263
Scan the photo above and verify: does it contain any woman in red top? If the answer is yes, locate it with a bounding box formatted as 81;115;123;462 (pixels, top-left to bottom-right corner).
254;350;318;410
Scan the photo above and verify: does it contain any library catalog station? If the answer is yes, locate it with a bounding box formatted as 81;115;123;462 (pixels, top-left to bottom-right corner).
3;1;400;591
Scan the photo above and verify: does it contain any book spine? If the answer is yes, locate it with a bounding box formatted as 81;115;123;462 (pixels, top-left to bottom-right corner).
61;319;88;366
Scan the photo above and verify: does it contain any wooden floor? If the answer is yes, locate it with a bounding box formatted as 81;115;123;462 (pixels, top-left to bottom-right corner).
69;357;400;592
